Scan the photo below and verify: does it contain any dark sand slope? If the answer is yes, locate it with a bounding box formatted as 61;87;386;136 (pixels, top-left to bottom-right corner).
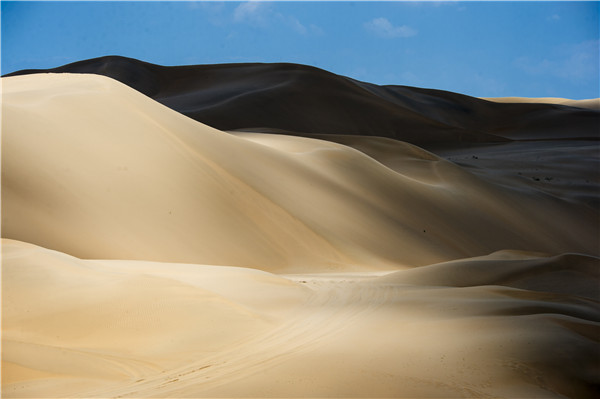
5;55;599;144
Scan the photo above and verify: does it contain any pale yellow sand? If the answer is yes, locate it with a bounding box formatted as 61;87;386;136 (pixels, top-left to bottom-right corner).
1;239;307;396
2;74;599;398
3;240;598;398
2;74;597;272
482;96;600;110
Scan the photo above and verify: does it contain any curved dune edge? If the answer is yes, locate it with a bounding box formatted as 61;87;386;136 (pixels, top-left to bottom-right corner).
2;239;599;398
2;73;598;272
482;96;600;110
5;56;599;143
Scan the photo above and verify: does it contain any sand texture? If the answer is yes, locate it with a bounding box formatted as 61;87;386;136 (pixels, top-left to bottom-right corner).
2;67;599;398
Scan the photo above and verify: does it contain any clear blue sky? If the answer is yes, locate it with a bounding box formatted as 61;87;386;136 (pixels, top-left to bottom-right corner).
2;1;599;99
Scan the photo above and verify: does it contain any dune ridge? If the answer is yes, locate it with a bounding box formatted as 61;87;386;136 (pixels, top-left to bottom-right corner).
2;68;599;398
5;55;599;144
483;96;600;111
2;73;597;271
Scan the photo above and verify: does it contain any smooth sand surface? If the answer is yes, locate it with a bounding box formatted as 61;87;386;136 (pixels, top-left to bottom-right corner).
3;74;598;270
3;240;598;398
2;72;599;398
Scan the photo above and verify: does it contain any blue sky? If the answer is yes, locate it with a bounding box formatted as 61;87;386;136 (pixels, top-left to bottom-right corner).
2;1;599;99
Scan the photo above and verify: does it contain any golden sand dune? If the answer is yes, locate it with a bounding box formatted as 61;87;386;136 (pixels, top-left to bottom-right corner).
1;239;306;397
2;73;597;272
3;240;598;398
2;72;599;398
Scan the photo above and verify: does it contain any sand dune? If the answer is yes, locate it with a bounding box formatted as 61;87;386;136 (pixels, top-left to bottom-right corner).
5;56;599;143
2;69;599;398
1;239;307;397
243;133;600;209
2;73;597;271
3;240;598;398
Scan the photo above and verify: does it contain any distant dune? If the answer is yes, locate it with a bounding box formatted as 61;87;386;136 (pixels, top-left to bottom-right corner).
5;55;599;143
484;96;600;111
2;60;599;398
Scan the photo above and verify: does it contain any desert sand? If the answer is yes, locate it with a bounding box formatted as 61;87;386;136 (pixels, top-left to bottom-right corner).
2;67;599;398
483;96;600;111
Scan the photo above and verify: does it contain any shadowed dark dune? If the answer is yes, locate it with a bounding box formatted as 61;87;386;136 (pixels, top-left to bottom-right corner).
5;55;599;145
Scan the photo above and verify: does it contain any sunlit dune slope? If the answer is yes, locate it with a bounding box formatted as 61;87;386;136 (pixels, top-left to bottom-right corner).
237;132;600;209
2;73;598;271
1;238;308;397
5;55;599;143
3;240;599;398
